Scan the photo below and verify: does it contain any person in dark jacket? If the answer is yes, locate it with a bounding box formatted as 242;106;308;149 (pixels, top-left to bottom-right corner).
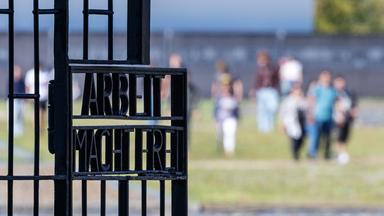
333;75;357;164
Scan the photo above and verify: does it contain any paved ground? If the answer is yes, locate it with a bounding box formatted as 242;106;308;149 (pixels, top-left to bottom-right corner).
196;206;384;216
0;164;171;215
3;164;384;215
3;208;384;215
190;201;384;216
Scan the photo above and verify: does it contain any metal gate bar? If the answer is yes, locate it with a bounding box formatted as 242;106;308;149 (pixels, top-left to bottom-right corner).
53;0;71;215
33;0;41;214
2;0;57;215
6;1;15;215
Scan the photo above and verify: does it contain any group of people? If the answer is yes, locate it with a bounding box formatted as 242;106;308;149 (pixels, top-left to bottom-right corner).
212;51;357;164
11;52;357;164
281;70;357;164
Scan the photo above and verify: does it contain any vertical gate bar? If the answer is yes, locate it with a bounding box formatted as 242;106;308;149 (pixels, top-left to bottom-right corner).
108;0;113;60
81;181;87;216
68;67;75;216
118;180;129;216
127;0;150;64
171;74;188;215
33;0;41;215
104;3;114;214
146;131;154;170
83;0;89;60
128;74;137;117
152;76;161;117
141;181;147;216
100;181;106;216
82;1;89;215
160;180;165;216
143;76;151;116
135;129;142;170
126;0;130;62
141;0;150;64
54;0;71;215
7;0;15;215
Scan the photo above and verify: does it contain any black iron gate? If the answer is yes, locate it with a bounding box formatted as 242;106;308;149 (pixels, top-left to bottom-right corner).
1;0;188;215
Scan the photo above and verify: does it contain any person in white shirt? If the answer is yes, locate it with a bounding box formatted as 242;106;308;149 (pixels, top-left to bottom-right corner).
215;76;239;156
280;84;307;160
25;65;53;133
279;57;303;96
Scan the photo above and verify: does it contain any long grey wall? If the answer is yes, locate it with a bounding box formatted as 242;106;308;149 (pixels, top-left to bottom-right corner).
1;33;384;97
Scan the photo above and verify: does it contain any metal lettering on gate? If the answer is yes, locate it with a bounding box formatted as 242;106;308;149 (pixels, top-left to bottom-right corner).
1;0;188;215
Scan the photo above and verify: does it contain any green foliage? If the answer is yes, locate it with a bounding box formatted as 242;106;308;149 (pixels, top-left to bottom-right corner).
316;0;384;34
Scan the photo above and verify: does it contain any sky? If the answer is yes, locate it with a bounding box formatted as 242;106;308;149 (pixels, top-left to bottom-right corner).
0;0;315;33
152;0;315;33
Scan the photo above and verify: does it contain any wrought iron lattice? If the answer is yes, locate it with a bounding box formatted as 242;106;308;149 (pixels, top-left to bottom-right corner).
1;0;188;215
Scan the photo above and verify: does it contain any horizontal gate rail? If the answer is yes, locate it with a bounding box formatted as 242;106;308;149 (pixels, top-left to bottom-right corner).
0;9;13;14
69;64;186;74
32;9;59;15
72;115;184;120
73;171;184;176
0;175;66;181
72;125;184;130
73;176;187;181
69;59;142;65
12;93;40;99
87;9;114;15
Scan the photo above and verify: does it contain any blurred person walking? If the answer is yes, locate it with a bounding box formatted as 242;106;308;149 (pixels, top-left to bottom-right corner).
280;84;306;160
215;75;239;156
211;60;229;99
12;65;25;137
211;60;243;151
25;64;53;133
279;57;303;96
307;71;337;159
211;61;229;151
305;80;319;159
333;76;357;165
211;60;243;101
250;51;279;133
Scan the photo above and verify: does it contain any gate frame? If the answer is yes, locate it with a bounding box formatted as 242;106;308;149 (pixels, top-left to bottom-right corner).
53;0;71;215
52;0;188;215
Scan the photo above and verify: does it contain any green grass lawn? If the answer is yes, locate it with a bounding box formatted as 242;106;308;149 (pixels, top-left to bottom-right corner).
0;101;53;162
1;99;384;206
188;100;384;206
